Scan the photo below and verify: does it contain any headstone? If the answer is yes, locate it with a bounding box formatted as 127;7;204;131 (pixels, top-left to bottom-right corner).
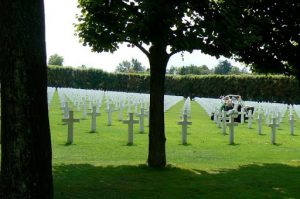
123;113;139;145
221;110;227;135
289;114;296;136
134;102;138;116
127;101;133;114
227;114;238;145
88;106;100;132
118;100;124;121
268;117;279;145
265;112;271;125
257;112;263;135
213;109;218;123
63;102;69;119
137;107;147;133
76;101;81;112
177;114;192;145
239;107;245;124
216;110;222;128
247;110;253;129
62;110;80;144
82;99;87;119
107;103;114;126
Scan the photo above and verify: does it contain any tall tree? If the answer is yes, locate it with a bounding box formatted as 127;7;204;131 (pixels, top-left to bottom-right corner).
0;0;53;198
115;58;145;73
214;60;232;74
75;0;228;168
48;53;64;66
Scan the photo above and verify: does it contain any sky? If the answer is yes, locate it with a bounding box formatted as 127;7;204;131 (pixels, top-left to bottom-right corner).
44;0;244;72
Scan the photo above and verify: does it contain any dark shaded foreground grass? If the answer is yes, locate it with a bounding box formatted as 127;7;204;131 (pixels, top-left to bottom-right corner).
54;163;300;199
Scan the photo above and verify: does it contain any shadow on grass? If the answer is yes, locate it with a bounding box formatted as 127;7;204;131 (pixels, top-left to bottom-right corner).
53;163;300;199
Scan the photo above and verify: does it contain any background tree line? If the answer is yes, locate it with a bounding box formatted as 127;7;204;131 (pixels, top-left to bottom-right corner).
167;60;249;75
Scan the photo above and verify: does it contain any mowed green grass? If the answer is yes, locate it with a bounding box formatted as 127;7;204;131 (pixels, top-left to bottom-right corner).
10;91;300;198
50;91;300;199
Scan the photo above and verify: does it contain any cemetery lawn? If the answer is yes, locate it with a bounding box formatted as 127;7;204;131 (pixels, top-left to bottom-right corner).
3;91;300;198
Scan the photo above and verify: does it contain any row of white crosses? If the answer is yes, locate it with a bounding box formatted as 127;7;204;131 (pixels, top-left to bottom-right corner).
57;87;182;145
195;97;297;145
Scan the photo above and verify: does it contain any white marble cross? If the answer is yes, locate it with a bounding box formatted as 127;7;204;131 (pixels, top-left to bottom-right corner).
239;107;246;124
127;101;133;114
221;110;227;135
88;106;100;132
177;114;192;145
213;108;218;123
82;99;87;119
107;103;115;126
289;114;296;136
137;107;148;133
63;102;69;119
268;117;279;145
123;113;139;145
217;111;222;128
257;112;263;135
118;100;124;121
227;114;238;145
247;110;253;129
62;110;80;144
134;102;139;116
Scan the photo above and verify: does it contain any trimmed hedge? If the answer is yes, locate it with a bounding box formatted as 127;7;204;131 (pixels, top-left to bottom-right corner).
48;66;300;104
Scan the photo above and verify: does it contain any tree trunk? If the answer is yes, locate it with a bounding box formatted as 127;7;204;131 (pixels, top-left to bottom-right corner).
0;0;53;198
147;45;169;168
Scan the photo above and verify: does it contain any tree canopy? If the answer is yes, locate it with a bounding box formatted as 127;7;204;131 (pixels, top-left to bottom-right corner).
76;0;230;58
116;58;146;73
204;0;300;76
48;53;64;66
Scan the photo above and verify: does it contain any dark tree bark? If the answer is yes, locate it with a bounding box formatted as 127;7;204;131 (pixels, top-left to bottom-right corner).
147;45;170;168
0;0;53;198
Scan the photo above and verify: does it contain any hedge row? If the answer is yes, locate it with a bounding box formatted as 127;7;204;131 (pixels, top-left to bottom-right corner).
48;66;300;104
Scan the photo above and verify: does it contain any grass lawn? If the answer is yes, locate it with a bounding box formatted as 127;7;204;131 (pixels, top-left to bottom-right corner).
3;90;300;198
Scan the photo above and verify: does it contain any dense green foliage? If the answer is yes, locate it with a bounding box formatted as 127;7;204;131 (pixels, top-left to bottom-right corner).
206;0;300;77
47;66;300;103
167;61;248;75
168;65;212;75
48;53;64;66
214;60;233;75
116;58;146;73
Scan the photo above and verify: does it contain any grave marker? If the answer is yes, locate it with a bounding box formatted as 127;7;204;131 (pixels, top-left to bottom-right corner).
88;106;100;132
137;107;147;133
268;117;279;145
63;102;69;119
177;114;192;145
123;113;139;145
289;114;296;136
239;108;246;124
227;114;238;145
221;110;227;135
82;99;87;119
107;103;115;126
247;110;253;129
257;112;263;135
118;101;124;121
62;110;80;144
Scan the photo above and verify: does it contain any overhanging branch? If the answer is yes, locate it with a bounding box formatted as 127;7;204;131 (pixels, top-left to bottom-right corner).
125;39;150;58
